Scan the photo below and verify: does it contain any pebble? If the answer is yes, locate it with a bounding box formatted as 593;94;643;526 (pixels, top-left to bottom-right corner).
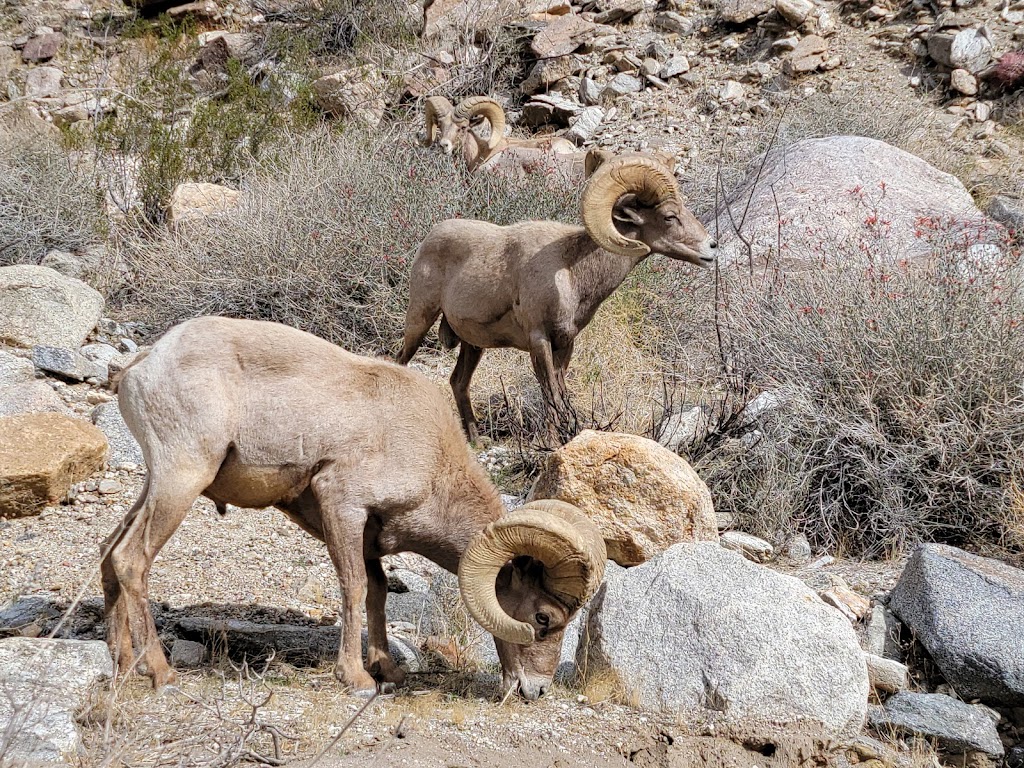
98;480;123;495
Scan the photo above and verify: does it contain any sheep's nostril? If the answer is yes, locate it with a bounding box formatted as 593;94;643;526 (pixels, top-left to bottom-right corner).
709;239;719;249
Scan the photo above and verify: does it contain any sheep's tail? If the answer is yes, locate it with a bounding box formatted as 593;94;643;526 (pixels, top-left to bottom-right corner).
109;349;151;394
438;315;460;350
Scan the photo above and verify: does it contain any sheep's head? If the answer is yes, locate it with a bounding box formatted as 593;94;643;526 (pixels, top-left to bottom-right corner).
581;154;717;267
423;96;460;155
453;96;506;157
458;500;606;701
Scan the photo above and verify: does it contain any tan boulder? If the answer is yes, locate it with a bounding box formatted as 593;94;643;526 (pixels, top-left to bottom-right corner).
167;182;241;226
0;413;107;518
527;430;718;566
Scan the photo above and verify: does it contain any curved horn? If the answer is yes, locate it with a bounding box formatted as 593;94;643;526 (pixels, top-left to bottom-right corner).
584;147;614;179
580;154;680;258
454;96;506;153
458;500;607;645
423;96;454;146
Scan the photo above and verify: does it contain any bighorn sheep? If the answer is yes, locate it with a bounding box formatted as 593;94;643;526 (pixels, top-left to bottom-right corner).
423;95;578;174
102;316;606;700
397;154;718;443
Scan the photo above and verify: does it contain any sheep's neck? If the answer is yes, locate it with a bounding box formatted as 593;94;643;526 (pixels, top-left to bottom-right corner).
429;465;505;575
568;231;649;322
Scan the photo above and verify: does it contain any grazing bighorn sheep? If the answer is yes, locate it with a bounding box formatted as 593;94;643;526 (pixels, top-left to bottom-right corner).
102;316;606;701
423;95;578;174
397;154;718;443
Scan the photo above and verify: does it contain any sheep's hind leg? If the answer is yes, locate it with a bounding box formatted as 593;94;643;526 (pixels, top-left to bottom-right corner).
312;470;376;694
397;297;441;365
450;343;483;443
364;558;406;689
102;464;215;687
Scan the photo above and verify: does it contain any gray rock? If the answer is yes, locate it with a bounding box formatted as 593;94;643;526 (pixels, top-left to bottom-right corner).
173;617;421;672
32;346;106;383
781;533;812;564
170;638;207;668
387;568;429;594
0;596;63;636
776;0;814;26
928;27;992;73
91;401;144;468
0;638;112;763
865;653;909;693
580;543;868;738
601;72;643;101
720;531;774;562
987;195;1024;230
655;10;696;33
888;544;1024;706
707;137;995;271
866;603;902;660
530;15;599;58
868;692;1003;756
660;53;691;79
0;265;104;350
579;77;602;106
80;343;120;365
24;66;62;99
0;351;68;416
593;0;644;24
718;0;773;23
311;66;385;127
566;106;605;144
657;406;710;452
521;55;580;95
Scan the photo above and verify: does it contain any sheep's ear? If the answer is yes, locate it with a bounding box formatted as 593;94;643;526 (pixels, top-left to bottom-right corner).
613;206;645;226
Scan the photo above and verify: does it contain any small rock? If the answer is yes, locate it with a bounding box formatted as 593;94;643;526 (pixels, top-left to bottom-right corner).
24;66;63;98
601;72;643;101
32;346;106;383
21;32;63;63
987;196;1024;229
866;603;902;659
660;54;691;79
720;531;774;562
311;65;386;127
565;105;605;144
928;27;993;73
579;76;602;105
720;79;745;102
773;35;800;51
387;569;429;594
79;343;120;366
170;638;207;668
781;533;812;564
718;0;773;24
776;0;815;27
868;692;1004;757
657;406;709;452
98;479;122;495
521;55;580;94
822;583;871;622
783;34;828;75
973;101;990;122
654;10;695;33
950;68;978;94
593;0;644;24
865;653;909;693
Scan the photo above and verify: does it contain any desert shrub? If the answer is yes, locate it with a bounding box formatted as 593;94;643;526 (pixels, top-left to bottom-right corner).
83;27;306;224
0;114;106;265
116;126;579;354
691;230;1024;558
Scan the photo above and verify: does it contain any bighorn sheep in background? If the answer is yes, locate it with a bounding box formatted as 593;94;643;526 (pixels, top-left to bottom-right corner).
103;317;606;700
397;154;718;443
423;95;578;174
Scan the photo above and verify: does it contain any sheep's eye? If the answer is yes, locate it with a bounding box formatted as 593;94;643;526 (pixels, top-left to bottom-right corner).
665;214;680;223
535;612;549;627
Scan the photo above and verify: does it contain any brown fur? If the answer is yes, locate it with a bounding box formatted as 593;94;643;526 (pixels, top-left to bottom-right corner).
397;198;716;444
102;316;585;700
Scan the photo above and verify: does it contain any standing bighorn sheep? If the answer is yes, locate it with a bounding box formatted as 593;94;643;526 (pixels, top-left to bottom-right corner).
424;95;578;174
398;154;718;443
102;316;606;700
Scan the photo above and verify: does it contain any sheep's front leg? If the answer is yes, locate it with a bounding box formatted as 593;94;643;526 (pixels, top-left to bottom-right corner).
312;471;376;694
529;334;566;447
365;558;405;688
